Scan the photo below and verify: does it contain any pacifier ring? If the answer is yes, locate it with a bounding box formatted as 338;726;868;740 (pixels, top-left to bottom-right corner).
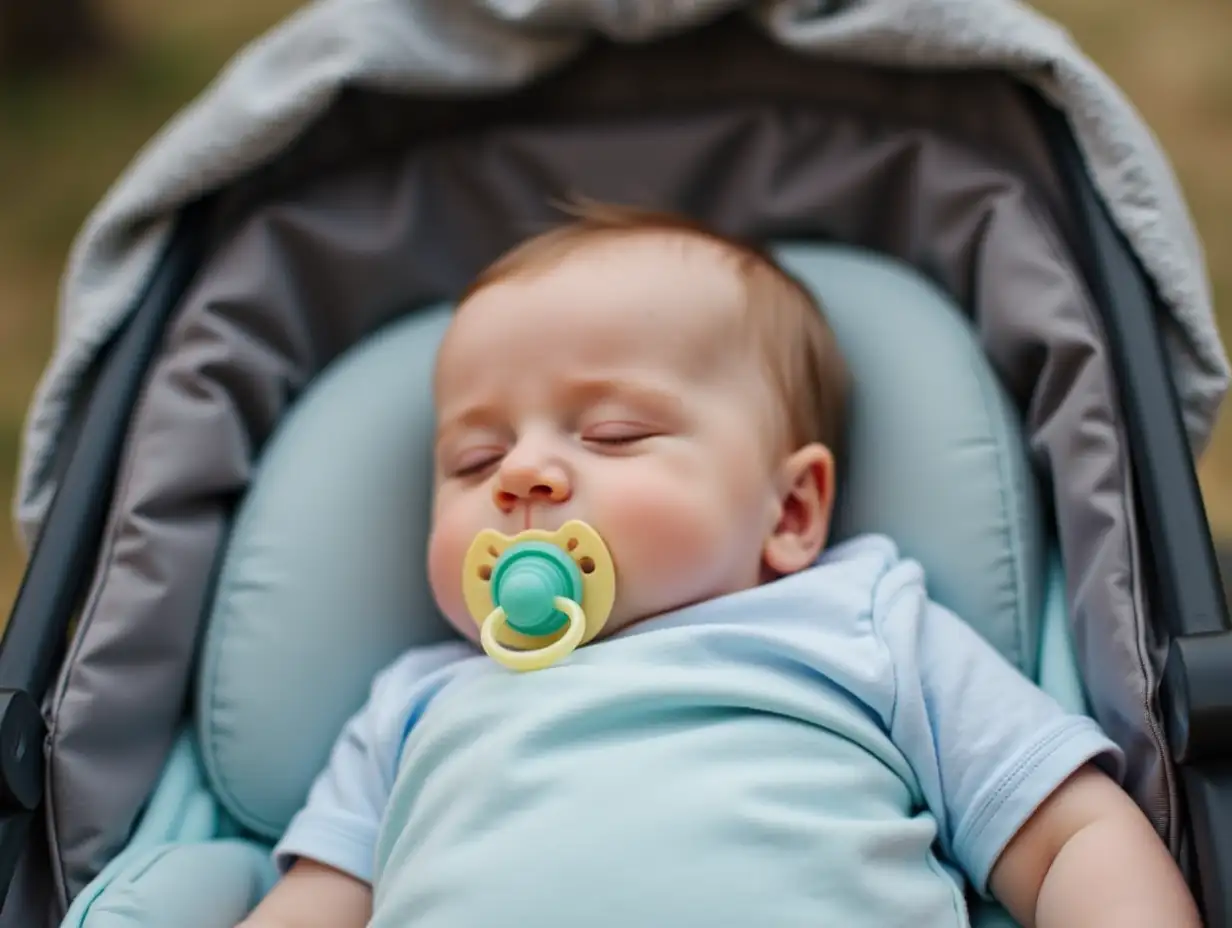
481;596;586;672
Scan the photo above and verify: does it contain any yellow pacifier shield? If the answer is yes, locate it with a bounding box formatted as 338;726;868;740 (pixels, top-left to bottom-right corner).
463;520;615;672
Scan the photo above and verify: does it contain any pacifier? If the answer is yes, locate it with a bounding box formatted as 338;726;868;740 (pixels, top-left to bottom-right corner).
463;520;616;672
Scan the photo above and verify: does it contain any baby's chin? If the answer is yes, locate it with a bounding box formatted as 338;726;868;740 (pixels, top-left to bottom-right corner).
438;607;481;646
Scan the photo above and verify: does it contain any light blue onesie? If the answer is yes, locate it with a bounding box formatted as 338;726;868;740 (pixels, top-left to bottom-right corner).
275;534;1122;926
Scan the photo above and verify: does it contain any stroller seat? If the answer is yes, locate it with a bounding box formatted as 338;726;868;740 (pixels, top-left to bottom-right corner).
61;244;1079;927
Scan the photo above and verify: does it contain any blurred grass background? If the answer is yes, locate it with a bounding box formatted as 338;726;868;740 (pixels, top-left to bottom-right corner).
0;0;1229;620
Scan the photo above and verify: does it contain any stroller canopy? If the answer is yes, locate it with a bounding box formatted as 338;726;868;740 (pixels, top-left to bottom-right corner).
13;0;1227;545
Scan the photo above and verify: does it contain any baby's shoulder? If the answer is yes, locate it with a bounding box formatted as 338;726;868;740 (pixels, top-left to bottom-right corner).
818;533;901;568
361;640;479;732
810;533;918;598
781;534;937;649
373;638;476;687
750;533;920;646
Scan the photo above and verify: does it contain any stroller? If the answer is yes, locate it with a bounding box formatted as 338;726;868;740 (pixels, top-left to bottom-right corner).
2;1;1230;924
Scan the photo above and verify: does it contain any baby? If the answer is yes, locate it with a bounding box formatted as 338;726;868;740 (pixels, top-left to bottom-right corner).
241;206;1198;927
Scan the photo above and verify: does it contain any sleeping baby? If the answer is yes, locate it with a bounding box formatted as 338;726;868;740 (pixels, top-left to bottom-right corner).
240;204;1199;928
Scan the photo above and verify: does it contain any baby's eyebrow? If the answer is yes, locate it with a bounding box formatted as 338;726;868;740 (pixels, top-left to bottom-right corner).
565;377;685;414
433;405;501;448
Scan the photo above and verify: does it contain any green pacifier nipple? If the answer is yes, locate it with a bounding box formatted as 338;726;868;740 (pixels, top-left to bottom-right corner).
489;542;585;638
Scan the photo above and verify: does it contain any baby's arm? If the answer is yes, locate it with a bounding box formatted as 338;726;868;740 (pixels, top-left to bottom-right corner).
989;763;1199;928
236;640;475;928
238;860;371;928
872;556;1200;926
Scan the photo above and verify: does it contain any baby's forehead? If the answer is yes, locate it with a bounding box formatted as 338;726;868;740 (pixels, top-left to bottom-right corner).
434;236;764;401
454;231;748;335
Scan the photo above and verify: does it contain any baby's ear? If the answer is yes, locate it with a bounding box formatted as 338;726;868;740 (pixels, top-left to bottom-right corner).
762;443;836;577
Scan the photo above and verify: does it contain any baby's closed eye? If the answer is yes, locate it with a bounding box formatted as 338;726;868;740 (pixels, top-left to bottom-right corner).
581;421;662;446
446;445;505;477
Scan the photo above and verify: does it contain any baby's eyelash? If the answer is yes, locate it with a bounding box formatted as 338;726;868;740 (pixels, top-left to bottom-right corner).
586;434;648;445
452;452;503;477
581;421;662;447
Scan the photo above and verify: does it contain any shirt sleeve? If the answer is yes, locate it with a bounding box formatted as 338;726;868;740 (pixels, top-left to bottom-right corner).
872;559;1125;898
272;640;475;883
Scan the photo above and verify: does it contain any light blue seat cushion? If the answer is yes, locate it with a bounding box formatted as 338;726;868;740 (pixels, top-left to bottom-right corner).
62;840;276;927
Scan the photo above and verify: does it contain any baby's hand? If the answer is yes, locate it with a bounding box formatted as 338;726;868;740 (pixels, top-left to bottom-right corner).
237;859;371;928
988;764;1199;927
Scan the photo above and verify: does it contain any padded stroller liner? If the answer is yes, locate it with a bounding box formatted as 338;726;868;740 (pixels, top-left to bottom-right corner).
43;90;1168;903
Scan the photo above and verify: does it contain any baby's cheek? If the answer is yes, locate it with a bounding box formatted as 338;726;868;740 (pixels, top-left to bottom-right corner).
599;482;731;594
426;518;481;643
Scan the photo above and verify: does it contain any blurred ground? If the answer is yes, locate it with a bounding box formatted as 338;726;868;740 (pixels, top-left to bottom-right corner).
0;0;1229;620
0;0;303;613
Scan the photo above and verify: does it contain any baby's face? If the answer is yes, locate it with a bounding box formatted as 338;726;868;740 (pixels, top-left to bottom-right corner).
428;236;790;642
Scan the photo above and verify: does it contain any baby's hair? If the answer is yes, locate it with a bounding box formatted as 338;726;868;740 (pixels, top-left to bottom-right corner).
461;199;851;466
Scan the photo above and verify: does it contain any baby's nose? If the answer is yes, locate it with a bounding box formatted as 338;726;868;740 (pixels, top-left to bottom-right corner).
494;464;571;512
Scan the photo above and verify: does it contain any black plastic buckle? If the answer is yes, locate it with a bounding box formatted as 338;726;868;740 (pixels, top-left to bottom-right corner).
0;691;43;814
1164;630;1232;767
